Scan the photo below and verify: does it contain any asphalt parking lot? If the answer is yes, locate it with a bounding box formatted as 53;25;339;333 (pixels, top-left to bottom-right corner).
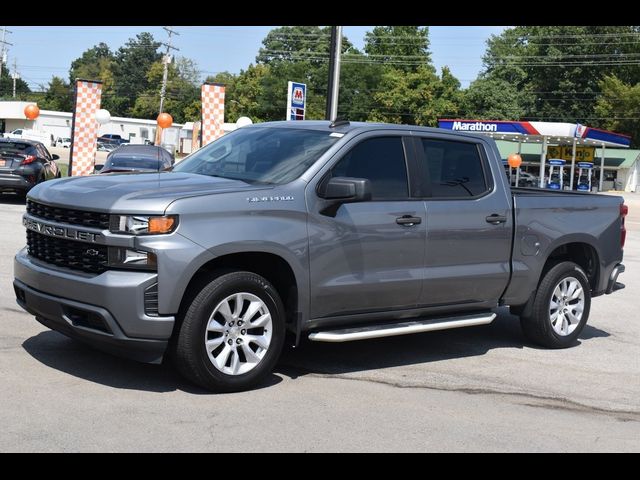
0;191;639;452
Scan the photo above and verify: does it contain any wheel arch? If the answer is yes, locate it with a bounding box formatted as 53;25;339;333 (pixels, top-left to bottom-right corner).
175;248;306;343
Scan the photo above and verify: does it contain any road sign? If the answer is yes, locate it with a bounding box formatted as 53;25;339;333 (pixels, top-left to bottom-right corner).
287;81;306;121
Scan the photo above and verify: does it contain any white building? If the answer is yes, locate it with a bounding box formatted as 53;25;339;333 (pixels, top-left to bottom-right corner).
0;101;182;146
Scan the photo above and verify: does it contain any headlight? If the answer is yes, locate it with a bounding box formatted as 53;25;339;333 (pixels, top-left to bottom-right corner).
108;247;157;270
110;215;178;235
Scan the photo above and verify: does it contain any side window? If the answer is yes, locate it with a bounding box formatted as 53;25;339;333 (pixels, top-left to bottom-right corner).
420;139;488;198
36;144;51;160
330;137;409;200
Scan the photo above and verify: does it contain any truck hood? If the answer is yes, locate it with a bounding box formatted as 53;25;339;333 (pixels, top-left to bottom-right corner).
28;172;270;213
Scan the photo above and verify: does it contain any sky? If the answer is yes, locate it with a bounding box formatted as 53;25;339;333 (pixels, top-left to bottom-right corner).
2;26;506;91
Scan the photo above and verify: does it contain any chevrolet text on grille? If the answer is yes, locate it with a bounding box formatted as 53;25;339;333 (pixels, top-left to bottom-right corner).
22;218;98;243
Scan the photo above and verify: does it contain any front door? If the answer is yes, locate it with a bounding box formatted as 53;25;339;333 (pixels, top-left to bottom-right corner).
307;135;426;319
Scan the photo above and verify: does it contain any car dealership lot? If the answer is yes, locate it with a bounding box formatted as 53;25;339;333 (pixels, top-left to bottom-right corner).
0;192;639;452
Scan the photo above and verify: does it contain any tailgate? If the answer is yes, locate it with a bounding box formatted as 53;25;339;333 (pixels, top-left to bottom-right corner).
0;154;24;170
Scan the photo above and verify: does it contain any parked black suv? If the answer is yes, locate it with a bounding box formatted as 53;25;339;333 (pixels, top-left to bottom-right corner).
0;138;61;195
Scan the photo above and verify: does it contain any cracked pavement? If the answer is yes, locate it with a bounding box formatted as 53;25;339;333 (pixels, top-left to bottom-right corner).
1;192;639;452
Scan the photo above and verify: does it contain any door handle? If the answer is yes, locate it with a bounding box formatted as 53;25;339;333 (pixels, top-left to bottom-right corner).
485;214;507;225
396;215;422;226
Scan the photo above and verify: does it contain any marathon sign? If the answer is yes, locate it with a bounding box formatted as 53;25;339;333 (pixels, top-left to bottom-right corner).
439;119;632;147
451;121;498;132
287;81;306;121
438;119;540;135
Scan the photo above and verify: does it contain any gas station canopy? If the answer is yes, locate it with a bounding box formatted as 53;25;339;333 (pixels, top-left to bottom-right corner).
437;119;631;190
437;119;630;148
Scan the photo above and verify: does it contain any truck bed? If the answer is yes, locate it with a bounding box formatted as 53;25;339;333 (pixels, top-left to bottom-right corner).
501;187;624;306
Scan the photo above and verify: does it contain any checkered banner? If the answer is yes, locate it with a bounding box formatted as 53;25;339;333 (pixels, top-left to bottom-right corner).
201;83;225;147
70;80;102;176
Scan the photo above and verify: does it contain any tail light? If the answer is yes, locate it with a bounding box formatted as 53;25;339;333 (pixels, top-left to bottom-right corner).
20;155;37;166
620;203;628;248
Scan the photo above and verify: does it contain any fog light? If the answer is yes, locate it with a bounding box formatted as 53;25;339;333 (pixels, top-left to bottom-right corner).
108;248;157;270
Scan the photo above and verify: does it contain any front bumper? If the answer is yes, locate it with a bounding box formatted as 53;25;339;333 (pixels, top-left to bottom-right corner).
14;248;175;364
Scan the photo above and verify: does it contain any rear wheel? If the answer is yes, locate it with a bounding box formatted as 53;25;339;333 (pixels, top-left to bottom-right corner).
175;271;286;392
520;261;591;348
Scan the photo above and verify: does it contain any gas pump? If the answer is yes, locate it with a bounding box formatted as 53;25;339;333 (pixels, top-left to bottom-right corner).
547;159;566;190
576;162;593;191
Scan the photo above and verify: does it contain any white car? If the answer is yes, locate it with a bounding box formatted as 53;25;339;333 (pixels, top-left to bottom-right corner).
55;137;71;148
4;129;54;146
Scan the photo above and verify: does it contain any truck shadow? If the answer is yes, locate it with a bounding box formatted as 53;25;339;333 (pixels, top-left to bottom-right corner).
21;308;609;393
277;308;610;379
21;332;282;394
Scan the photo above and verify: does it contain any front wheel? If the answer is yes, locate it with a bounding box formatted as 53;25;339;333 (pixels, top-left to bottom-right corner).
175;271;286;392
520;261;591;348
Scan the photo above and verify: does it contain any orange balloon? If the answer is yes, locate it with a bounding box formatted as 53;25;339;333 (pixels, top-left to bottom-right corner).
24;104;40;120
157;113;173;129
508;153;522;168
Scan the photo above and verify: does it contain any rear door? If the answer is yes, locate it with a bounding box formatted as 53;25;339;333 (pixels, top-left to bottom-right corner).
35;144;57;179
412;135;512;308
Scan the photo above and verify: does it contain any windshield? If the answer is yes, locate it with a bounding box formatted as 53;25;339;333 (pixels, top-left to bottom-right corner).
172;126;340;184
0;142;32;155
106;157;161;170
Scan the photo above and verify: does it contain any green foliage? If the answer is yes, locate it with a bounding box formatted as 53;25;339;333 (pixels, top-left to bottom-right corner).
111;32;162;116
463;76;527;120
480;26;640;124
364;26;431;72
595;75;640;146
369;65;457;126
39;76;73;112
0;60;31;99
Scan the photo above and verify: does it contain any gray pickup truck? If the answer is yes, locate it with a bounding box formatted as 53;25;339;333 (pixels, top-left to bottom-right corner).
13;121;627;392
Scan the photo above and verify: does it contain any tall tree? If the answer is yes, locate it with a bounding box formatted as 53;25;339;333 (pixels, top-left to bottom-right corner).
462;77;527;120
480;26;640;123
364;26;431;72
39;76;73;112
255;26;357;121
68;42;114;83
111;32;162;116
595;75;640;146
132;57;201;123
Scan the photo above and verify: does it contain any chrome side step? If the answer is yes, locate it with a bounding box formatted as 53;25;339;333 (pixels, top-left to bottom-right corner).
308;313;496;343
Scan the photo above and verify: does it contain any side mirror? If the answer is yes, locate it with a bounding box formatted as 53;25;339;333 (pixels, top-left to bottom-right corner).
94;164;104;172
323;177;372;202
52;154;60;160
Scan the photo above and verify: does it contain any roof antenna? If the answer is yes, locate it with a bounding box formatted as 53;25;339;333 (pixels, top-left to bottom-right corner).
329;118;349;128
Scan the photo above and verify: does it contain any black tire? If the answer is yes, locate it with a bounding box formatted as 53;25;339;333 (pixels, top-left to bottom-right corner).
175;271;286;392
520;261;591;348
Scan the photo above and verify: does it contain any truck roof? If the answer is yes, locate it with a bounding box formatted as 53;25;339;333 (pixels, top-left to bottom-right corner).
243;120;491;141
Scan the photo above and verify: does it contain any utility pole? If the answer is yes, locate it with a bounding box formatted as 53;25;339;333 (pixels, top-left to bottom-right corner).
325;26;343;121
159;26;180;114
12;57;18;98
0;26;13;81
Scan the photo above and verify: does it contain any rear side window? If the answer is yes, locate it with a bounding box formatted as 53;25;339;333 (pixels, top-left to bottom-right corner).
420;139;488;198
36;144;50;160
330;137;409;200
